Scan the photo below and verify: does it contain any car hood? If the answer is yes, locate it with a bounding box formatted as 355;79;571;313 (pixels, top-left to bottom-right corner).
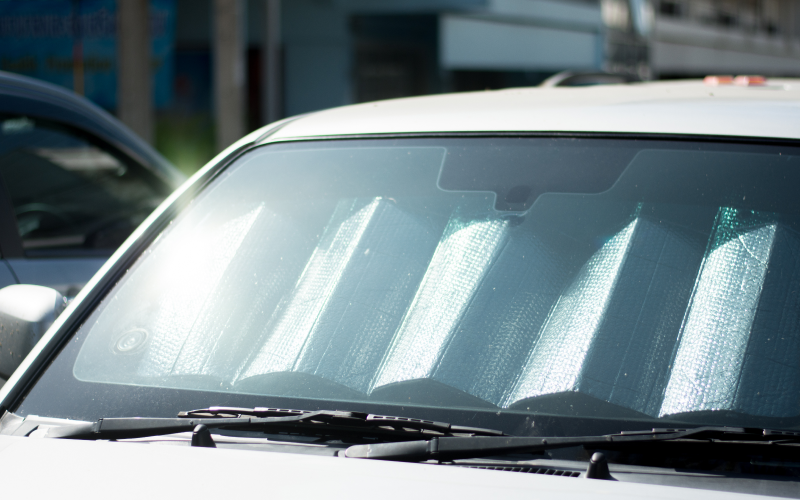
0;435;767;499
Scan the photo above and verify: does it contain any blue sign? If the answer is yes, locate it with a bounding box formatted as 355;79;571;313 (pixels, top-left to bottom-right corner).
0;0;176;111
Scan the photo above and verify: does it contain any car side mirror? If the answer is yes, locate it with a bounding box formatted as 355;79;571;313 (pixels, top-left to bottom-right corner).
0;285;66;379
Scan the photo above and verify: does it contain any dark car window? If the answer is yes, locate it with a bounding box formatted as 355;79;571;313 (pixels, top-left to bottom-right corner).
17;137;800;437
0;115;168;256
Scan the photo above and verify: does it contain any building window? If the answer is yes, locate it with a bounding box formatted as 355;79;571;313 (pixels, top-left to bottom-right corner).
659;1;683;17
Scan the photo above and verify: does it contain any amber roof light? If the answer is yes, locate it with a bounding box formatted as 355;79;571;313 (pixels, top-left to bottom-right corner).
704;75;734;86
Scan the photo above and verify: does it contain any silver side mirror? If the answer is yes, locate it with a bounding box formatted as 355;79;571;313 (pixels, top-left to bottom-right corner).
0;285;66;379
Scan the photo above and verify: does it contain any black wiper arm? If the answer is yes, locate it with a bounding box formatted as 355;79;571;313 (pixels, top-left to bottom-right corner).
344;426;800;462
178;406;503;436
47;416;247;440
47;407;504;441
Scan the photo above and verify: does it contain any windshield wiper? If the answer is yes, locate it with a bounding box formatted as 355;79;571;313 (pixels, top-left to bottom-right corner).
179;406;501;435
46;406;504;441
344;426;800;462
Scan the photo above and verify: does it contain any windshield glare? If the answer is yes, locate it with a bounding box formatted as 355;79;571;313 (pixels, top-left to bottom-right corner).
17;137;800;435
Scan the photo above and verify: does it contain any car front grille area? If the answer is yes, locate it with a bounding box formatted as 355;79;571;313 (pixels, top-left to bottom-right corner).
462;465;582;477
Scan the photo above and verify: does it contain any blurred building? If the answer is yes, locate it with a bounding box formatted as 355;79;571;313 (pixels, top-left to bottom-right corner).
2;0;800;171
233;0;800;116
175;0;800;159
651;0;800;79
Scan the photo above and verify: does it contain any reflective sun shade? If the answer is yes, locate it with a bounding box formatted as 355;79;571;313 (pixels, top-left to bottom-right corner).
61;139;800;426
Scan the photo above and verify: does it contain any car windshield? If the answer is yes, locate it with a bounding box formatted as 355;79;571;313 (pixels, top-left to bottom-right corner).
16;137;800;437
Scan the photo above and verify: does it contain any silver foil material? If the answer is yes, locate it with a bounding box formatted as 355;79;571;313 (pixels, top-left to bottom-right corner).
732;224;800;418
73;203;270;383
505;219;639;405
430;229;575;406
240;198;440;392
577;219;705;416
167;209;317;382
660;208;800;418
504;215;710;414
135;205;265;378
731;223;800;418
284;199;440;392
370;214;509;392
76;193;800;420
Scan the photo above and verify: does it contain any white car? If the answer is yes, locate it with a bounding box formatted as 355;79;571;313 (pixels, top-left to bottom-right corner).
0;79;799;499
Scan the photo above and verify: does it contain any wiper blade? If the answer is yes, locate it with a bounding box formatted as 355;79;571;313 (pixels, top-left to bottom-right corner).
47;407;504;441
344;426;800;462
178;406;505;436
178;406;502;436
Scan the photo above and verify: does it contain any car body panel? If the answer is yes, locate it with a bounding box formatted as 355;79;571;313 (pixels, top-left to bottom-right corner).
0;435;768;500
267;80;800;141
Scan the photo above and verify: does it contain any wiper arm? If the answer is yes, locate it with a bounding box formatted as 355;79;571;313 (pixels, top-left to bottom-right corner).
47;407;504;441
344;426;800;462
179;406;502;435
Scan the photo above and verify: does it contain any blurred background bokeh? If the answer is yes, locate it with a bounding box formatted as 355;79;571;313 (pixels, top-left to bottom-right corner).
2;0;799;175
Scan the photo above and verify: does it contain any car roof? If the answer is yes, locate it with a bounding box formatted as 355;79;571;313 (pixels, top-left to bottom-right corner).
0;71;185;187
267;79;800;142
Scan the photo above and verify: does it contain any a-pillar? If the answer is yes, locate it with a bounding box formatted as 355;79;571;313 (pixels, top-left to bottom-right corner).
213;0;246;151
117;0;154;144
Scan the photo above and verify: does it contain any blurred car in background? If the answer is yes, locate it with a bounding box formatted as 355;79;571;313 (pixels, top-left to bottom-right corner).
0;71;184;298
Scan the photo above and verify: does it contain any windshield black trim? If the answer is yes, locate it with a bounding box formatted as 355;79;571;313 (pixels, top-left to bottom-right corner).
260;131;800;149
5;130;799;419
